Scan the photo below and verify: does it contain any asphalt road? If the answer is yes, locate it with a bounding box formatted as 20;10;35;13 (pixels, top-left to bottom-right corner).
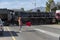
33;25;60;34
0;25;60;40
5;26;45;40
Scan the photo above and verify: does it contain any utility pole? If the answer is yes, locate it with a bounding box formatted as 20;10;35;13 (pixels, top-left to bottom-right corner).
32;0;36;8
34;0;36;8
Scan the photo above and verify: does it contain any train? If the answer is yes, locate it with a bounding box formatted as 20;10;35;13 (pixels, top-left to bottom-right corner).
16;11;58;25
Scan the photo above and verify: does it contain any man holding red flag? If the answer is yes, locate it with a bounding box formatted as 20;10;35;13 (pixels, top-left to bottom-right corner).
18;17;22;32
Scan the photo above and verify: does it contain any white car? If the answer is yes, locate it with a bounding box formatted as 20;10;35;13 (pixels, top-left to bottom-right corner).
0;19;3;36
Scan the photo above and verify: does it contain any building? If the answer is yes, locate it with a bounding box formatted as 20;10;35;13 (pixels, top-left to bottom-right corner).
50;2;60;12
29;7;46;12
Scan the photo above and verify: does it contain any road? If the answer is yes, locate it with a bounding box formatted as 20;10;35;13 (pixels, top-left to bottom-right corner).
0;25;60;40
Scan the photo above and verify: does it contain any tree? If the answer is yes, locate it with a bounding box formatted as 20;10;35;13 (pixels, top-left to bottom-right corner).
46;2;50;12
20;8;24;12
57;2;60;10
46;0;56;12
51;7;57;12
48;0;53;3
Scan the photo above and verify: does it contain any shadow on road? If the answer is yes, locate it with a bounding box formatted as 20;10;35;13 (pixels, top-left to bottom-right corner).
2;31;19;37
22;30;36;32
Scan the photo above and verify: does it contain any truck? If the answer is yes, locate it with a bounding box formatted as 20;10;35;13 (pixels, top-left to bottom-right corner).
55;10;60;22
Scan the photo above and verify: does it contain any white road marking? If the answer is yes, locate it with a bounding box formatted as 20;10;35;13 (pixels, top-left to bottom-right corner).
6;27;16;40
34;28;60;37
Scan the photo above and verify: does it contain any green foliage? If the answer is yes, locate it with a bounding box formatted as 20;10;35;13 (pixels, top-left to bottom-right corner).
46;2;50;12
51;7;57;11
46;0;56;12
48;0;53;3
21;8;24;11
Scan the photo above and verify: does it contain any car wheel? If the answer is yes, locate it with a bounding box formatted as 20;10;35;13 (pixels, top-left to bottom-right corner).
0;30;3;36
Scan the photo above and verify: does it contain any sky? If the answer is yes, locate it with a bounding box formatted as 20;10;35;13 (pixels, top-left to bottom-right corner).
0;0;60;10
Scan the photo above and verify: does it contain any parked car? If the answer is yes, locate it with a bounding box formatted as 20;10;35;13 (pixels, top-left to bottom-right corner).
0;19;4;36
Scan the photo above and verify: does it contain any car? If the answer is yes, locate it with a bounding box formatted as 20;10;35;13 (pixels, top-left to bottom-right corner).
0;19;4;36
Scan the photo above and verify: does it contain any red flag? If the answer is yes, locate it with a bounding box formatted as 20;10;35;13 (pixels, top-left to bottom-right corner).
26;22;31;27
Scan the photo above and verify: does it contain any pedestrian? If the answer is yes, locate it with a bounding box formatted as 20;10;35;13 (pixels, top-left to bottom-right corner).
18;17;22;32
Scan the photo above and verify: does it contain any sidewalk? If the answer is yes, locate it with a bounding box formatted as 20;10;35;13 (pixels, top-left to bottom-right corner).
39;25;60;29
